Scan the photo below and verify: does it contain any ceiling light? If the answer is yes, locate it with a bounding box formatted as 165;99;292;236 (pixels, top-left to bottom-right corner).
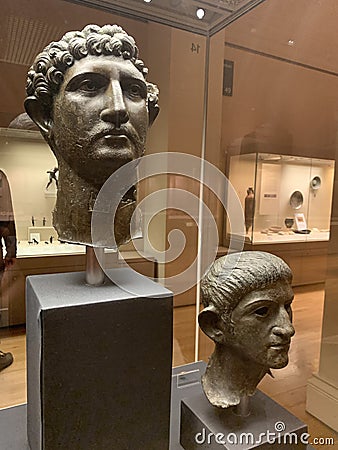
288;39;295;46
196;8;205;19
144;0;152;3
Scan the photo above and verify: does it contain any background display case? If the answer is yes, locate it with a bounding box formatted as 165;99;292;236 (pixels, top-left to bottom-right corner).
225;152;335;286
228;152;335;244
0;128;57;245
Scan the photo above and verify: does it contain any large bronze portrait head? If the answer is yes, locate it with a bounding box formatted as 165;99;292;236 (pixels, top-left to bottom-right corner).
25;24;159;246
199;251;295;408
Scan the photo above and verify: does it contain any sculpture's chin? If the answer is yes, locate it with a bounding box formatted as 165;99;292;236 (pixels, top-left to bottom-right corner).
268;355;289;369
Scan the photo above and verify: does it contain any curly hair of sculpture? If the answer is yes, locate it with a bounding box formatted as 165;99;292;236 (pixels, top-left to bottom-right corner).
199;251;295;409
25;24;159;247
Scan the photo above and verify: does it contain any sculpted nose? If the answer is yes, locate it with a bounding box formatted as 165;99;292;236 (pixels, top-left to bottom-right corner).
272;308;295;339
100;81;129;128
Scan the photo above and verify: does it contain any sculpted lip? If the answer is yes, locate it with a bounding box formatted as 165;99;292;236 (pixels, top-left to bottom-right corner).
92;129;132;143
269;342;290;350
103;134;129;141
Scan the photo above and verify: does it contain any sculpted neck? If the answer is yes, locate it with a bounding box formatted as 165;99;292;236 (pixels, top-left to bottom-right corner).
52;157;135;247
202;344;267;409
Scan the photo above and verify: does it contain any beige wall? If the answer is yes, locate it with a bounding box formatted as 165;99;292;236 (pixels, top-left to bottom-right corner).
221;45;338;161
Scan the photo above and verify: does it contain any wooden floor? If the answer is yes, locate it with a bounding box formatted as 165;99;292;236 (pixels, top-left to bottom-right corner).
1;284;337;448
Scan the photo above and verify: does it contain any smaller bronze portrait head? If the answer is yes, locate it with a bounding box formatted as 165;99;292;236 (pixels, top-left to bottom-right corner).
25;24;159;246
199;251;295;408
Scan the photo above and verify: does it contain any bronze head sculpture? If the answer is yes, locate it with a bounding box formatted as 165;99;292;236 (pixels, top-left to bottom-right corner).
25;24;159;246
199;251;295;409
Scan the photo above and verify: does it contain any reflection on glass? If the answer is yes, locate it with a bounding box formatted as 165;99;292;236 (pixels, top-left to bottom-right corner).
0;170;17;337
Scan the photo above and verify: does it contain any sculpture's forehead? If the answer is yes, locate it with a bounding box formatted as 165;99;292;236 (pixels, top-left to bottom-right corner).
59;54;145;90
235;280;294;310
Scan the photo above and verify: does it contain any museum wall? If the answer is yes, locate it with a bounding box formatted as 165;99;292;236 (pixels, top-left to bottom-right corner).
221;43;338;161
220;0;338;162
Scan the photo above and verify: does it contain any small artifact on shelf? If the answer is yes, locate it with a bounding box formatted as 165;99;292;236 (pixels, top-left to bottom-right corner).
293;229;311;234
289;190;304;209
42;217;46;226
198;251;295;409
45;167;59;190
310;176;321;190
268;225;282;233
284;217;294;229
244;187;255;233
31;216;35;227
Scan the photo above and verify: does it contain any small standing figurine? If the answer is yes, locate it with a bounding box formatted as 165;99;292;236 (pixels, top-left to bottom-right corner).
31;216;35;227
43;217;46;226
46;167;59;190
244;187;255;233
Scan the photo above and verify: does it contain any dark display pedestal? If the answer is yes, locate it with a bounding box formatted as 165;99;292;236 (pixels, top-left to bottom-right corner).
0;362;315;450
180;386;309;450
26;268;173;449
170;361;208;449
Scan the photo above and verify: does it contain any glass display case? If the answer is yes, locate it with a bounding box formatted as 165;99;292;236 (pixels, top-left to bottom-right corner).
1;0;338;442
227;152;335;244
0;128;60;255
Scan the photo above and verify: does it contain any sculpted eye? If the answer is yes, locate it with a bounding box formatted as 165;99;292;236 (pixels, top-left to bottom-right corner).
125;82;146;99
67;74;107;94
285;302;293;318
78;77;106;93
79;79;98;91
254;306;269;317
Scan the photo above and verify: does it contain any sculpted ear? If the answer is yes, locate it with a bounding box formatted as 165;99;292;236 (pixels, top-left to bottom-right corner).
24;97;51;134
198;306;225;343
148;104;159;127
147;82;160;127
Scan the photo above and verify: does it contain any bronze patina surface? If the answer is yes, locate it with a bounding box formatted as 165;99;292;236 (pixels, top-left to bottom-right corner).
199;251;295;408
25;24;159;247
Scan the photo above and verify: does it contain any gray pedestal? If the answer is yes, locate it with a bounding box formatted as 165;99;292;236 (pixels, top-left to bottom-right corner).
170;361;208;449
0;362;315;450
180;386;309;450
26;268;173;449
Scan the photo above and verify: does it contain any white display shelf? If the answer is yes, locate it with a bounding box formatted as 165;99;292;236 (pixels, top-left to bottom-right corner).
229;230;330;245
16;242;143;258
251;230;330;244
17;241;85;257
